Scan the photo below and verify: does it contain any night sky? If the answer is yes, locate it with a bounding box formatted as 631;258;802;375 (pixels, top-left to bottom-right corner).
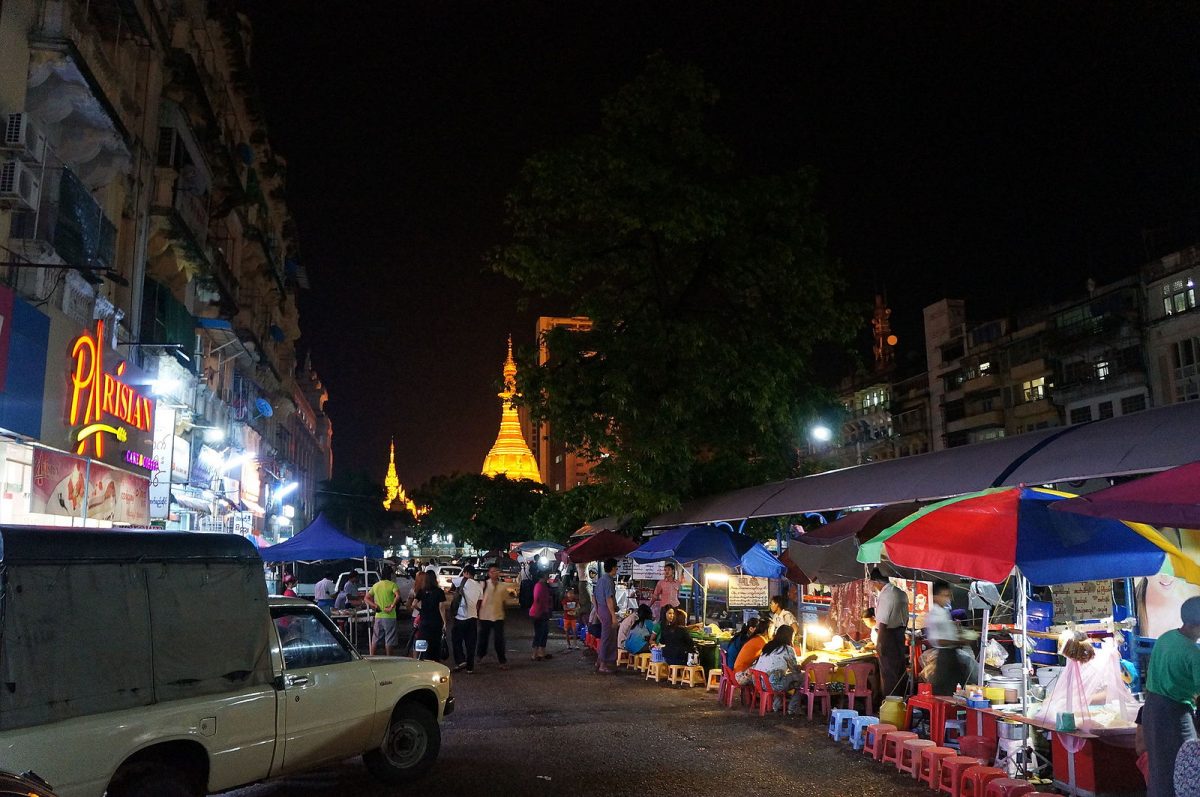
247;2;1200;488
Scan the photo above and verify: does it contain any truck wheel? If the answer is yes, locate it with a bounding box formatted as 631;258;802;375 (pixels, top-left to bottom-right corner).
108;764;200;797
364;701;440;783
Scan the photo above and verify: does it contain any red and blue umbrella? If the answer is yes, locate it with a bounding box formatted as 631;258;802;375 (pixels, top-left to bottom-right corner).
857;486;1167;585
629;524;785;578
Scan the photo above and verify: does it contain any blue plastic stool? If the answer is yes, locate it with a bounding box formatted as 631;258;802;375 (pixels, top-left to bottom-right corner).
828;708;859;742
849;715;880;750
943;718;967;749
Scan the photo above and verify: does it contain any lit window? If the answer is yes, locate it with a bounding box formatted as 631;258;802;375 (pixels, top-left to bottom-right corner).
1022;377;1046;403
1163;278;1197;316
979;361;991;373
1094;360;1110;381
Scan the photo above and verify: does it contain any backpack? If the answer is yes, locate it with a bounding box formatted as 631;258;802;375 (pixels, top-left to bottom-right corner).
519;578;534;610
449;579;466;617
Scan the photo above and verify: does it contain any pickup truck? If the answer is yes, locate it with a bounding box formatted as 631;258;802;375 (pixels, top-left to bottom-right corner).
0;528;453;797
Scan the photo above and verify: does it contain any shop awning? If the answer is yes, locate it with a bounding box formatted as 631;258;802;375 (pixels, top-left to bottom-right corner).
171;490;212;514
647;400;1200;528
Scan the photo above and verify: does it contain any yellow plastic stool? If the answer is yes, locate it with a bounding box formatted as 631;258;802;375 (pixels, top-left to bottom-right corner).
616;649;631;668
681;665;707;688
646;661;670;682
633;653;652;672
706;668;722;692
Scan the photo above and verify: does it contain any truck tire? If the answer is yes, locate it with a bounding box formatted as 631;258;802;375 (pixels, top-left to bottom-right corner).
108;763;200;797
363;701;440;783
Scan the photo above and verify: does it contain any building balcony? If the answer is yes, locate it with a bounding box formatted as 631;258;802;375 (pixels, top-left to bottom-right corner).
151;167;210;250
962;372;999;394
1053;369;1148;404
1012;397;1054;420
9;165;116;270
1011;358;1050;382
945;409;1005;435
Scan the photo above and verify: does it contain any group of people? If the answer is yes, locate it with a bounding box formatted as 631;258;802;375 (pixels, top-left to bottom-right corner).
413;564;511;671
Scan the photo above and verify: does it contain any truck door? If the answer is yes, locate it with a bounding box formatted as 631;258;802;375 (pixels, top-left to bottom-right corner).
270;605;378;772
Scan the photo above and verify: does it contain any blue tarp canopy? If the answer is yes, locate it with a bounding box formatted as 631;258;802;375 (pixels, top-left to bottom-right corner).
259;513;384;562
628;525;785;578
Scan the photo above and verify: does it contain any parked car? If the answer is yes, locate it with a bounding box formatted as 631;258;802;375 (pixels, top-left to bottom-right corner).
0;770;56;796
432;565;462;591
0;528;453;797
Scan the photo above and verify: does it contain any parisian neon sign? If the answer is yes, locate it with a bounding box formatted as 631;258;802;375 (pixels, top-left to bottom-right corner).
68;320;154;458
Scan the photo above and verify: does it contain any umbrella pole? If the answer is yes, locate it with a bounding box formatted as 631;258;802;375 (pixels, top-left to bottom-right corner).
1018;573;1029;715
979;605;990;689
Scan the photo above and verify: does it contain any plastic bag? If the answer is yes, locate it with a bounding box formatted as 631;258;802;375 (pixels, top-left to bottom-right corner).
985;638;1009;669
1035;658;1092;729
1078;641;1140;726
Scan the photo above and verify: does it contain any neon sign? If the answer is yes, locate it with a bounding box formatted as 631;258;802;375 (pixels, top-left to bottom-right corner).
68;320;154;458
124;450;160;471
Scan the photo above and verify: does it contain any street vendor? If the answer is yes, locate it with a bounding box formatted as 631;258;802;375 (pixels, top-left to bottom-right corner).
872;568;909;696
1143;595;1200;797
766;595;800;639
651;562;681;623
923;580;962;696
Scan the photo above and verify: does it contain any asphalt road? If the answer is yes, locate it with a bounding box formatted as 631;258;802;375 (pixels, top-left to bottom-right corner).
230;613;930;797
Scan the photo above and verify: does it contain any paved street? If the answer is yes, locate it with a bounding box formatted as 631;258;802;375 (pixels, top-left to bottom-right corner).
231;613;928;797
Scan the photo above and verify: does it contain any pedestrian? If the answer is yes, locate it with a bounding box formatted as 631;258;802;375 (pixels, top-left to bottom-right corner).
451;564;483;673
410;569;447;662
314;571;337;614
366;565;400;656
594;558;619;674
281;574;298;597
651;562;681;623
871;568;910;696
766;595;800;639
335;571;361;611
394;567;415;605
1143;595;1200;797
476;565;509;670
562;584;579;650
530;569;554;661
923;580;961;696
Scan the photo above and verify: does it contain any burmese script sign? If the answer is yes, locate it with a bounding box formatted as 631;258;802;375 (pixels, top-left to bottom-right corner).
727;575;770;607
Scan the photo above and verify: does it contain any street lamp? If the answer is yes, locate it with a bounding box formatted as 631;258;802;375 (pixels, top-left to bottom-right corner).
809;424;833;443
190;425;225;443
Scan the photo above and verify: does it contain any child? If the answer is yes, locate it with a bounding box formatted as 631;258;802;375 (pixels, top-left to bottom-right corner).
563;586;579;650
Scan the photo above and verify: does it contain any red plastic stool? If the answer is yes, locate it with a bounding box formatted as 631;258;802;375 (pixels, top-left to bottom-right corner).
960;765;1006;797
906;691;946;741
937;755;986;797
881;731;918;768
899;738;937;776
863;723;897;760
958;735;997;764
918;746;958;787
983;778;1035;797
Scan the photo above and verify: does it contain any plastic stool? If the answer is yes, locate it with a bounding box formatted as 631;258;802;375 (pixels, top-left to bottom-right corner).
616;649;631;668
863;723;898;760
850;715;880;750
828;708;859;742
645;661;669;682
667;665;687;685
881;731;918;768
899;738;937;776
960;766;1006;797
706;669;721;691
679;665;706;687
958;735;996;764
918;746;958;787
944;718;968;748
633;653;651;672
937;755;986;797
983;778;1035;797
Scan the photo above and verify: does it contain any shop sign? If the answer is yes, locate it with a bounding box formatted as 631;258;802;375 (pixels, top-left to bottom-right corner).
31;447;149;525
149;405;174;520
727;575;770;607
629;561;666;580
231;511;254;535
68;320;154;459
895;578;933;617
1051;580;1112;623
171;436;190;483
124;451;159;471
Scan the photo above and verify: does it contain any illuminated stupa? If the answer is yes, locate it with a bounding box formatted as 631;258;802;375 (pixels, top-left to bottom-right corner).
481;337;543;483
383;438;421;515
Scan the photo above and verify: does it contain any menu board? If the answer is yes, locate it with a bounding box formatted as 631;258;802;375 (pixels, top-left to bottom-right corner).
630;561;666;580
1052;580;1112;622
728;575;770;607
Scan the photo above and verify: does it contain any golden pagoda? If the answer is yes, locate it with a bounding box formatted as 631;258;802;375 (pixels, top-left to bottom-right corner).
481;337;543;483
383;438;421;515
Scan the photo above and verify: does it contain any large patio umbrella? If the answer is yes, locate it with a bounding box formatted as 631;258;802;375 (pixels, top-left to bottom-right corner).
558;530;639;564
628;525;785;578
515;540;565;561
785;502;922;584
1050;461;1200;529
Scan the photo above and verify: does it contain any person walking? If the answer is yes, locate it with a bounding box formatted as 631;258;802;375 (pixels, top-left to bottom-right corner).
562;585;579;650
366;565;400;656
411;569;447;662
651;562;681;623
314;571;337;614
1143;596;1200;797
594;558;619;674
872;568;910;696
923;580;961;696
451;564;483;673
476;565;509;670
530;570;554;661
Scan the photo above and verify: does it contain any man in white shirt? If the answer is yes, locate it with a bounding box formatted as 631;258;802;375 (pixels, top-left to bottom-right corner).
872;568;910;696
451;565;484;673
314;571;337;614
922;580;961;695
767;595;800;639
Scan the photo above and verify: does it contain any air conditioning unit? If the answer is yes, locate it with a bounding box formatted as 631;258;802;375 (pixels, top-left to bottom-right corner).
0;159;41;210
2;113;47;163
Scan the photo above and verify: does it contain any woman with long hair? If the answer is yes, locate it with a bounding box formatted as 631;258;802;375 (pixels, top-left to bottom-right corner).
659;607;697;666
752;625;811;714
724;617;759;668
411;569;447;661
623;604;659;655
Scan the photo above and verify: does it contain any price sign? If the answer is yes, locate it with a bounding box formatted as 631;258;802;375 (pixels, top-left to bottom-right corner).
1052;581;1112;622
727;575;770;607
630;561;666;580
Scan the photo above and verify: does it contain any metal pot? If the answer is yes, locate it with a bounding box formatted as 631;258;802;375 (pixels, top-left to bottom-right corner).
997;720;1028;740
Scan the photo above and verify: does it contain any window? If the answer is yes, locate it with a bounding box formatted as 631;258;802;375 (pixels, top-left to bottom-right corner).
272;607;354;669
1094;360;1110;381
1162;278;1197;317
1120;394;1147;415
1174;337;1200;403
1098;401;1114;420
969;428;1005;444
1069;406;1092;424
1022;377;1046;403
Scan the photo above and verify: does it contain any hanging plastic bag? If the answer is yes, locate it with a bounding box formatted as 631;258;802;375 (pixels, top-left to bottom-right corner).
1035;658;1093;729
985;638;1009;669
1078;641;1139;726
